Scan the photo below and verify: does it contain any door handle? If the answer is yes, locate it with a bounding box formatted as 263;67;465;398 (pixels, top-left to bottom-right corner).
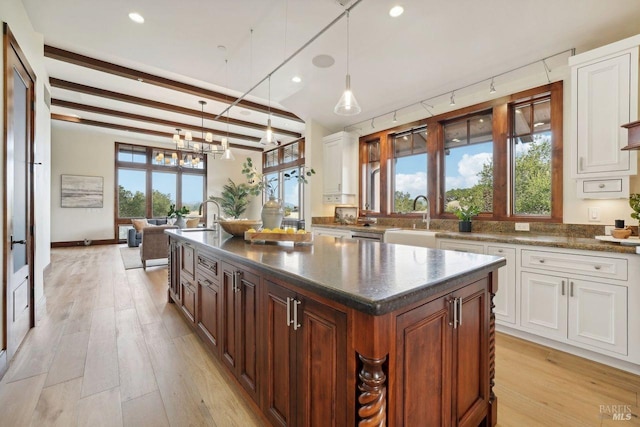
570;281;574;297
457;297;463;326
286;297;293;327
233;271;242;293
561;280;565;296
293;299;301;331
11;237;26;250
450;298;458;329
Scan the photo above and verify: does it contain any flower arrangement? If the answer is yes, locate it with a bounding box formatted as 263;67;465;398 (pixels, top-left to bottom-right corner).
241;157;315;198
630;193;640;222
448;200;480;221
167;204;190;218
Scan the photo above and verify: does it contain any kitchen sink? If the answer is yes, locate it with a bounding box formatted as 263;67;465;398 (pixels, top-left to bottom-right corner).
384;229;438;248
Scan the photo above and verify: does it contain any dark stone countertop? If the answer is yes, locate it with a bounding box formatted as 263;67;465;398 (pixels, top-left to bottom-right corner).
312;224;639;255
167;229;505;315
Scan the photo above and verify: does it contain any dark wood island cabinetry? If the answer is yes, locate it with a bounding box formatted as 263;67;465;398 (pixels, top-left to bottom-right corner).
166;230;505;426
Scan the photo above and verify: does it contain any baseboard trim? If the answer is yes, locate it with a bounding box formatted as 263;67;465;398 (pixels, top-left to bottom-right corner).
43;262;52;276
51;239;117;248
0;350;7;381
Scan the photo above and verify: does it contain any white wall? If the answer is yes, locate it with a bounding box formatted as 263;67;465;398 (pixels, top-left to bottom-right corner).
304;119;333;224
50;123;263;241
1;0;52;328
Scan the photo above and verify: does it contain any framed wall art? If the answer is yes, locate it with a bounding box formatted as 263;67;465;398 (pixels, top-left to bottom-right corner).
61;174;104;208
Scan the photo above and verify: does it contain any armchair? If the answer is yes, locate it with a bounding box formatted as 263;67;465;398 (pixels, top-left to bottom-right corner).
139;225;178;269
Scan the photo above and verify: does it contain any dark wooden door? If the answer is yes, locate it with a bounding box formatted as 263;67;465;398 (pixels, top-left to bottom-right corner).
395;293;453;426
221;262;238;371
453;278;490;427
263;280;296;427
236;268;260;402
295;295;347;427
198;277;220;355
4;24;36;363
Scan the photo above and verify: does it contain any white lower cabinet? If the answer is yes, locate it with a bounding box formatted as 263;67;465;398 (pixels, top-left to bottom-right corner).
487;246;517;325
521;271;627;355
311;227;352;239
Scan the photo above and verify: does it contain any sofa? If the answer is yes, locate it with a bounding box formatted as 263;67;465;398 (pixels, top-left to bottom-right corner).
127;218;169;247
139;225;178;269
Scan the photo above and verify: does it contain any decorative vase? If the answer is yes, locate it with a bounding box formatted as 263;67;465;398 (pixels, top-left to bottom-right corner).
458;220;472;232
261;196;284;230
175;217;187;229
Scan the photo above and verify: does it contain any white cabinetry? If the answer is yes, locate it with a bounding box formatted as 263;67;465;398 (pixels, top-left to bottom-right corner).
311;226;352;239
438;239;516;325
520;250;628;356
322;132;358;205
570;35;639;198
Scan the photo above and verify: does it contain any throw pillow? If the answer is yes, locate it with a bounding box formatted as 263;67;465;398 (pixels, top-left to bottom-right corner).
186;217;200;228
131;218;149;232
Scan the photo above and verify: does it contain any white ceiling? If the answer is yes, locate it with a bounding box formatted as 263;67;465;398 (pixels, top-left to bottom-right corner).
22;0;640;147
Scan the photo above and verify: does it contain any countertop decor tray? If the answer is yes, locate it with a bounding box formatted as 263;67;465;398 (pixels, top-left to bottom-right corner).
244;231;313;245
595;235;640;246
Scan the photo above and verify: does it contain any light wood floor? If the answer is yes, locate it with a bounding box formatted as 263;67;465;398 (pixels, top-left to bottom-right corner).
0;245;638;426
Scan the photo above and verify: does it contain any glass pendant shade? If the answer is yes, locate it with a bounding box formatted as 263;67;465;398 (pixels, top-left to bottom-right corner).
334;74;361;115
260;119;278;145
220;137;235;160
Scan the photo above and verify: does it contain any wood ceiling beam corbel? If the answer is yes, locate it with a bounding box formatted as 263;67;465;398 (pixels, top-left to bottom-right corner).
44;45;304;123
51;99;261;143
49;78;301;138
51;113;263;152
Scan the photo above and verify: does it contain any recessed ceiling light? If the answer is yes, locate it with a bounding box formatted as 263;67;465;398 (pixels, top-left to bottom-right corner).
389;5;404;17
128;12;144;24
291;76;302;83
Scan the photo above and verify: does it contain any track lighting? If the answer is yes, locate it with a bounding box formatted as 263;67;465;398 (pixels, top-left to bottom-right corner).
392;111;398;123
449;91;456;106
489;77;496;94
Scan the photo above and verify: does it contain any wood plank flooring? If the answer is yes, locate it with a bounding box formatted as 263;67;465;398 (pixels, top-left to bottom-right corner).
0;245;638;426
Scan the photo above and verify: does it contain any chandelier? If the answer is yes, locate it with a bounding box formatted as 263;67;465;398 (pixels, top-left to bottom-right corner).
171;100;234;161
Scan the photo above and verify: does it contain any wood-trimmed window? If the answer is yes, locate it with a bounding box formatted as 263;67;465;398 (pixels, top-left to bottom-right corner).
359;82;563;222
115;142;207;240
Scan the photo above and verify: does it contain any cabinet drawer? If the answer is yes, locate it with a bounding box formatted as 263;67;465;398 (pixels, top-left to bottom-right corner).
181;244;196;278
582;178;623;193
322;194;356;205
438;240;484;254
197;254;219;282
521;250;627;281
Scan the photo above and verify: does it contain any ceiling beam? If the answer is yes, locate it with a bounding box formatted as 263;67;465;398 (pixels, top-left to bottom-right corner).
51;99;262;143
51;113;264;152
50;78;302;138
44;45;304;123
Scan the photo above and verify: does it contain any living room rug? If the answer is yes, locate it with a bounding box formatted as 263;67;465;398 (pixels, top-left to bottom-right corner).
119;246;168;270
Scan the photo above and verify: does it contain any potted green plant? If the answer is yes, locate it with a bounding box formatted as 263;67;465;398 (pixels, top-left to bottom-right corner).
630;193;640;228
451;203;480;232
241;157;315;229
210;179;250;219
168;204;190;229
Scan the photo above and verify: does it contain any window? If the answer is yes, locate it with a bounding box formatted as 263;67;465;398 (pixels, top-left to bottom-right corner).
392;127;427;213
262;140;309;224
358;82;563;222
443;112;493;213
115;142;207;240
511;98;552;216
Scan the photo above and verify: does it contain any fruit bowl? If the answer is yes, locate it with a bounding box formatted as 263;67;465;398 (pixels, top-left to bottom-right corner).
218;219;263;236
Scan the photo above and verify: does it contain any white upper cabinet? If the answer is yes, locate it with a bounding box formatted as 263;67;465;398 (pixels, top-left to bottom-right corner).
322;131;358;205
570;35;639;198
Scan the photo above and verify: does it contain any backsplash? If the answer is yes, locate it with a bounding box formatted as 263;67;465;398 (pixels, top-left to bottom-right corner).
311;217;638;239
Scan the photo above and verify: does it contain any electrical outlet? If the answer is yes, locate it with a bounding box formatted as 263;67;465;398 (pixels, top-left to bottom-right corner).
588;207;600;222
515;222;530;231
604;225;615;236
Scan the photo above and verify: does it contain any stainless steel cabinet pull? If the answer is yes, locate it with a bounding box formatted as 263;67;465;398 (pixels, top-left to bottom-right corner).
538;259;545;263
497;249;503;253
561;280;565;296
448;299;455;327
293;299;301;330
452;298;458;329
233;271;242;293
457;297;463;326
598;183;605;189
286;297;293;327
570;281;574;297
594;266;601;270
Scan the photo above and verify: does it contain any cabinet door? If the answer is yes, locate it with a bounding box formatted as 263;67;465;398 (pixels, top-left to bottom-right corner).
568;279;627;355
295;295;347;427
487;246;516;324
395;293;452;426
520;272;567;340
221;262;238;371
237;268;260;401
180;278;196;323
322;137;343;194
198;277;220;355
263;281;297;427
453;278;490;427
438;240;484;254
575;53;632;175
169;242;181;304
180;243;196;279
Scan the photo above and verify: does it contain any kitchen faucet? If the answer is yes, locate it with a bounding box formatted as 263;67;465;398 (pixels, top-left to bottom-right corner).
198;199;221;231
413;195;430;230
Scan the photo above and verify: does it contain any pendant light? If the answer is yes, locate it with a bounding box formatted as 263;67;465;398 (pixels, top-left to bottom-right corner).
334;10;361;116
260;75;278;146
221;59;235;160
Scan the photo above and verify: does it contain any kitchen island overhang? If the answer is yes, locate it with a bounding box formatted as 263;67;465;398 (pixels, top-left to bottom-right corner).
166;229;505;426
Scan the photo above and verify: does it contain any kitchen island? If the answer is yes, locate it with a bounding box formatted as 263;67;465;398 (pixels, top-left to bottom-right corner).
166;229;505;426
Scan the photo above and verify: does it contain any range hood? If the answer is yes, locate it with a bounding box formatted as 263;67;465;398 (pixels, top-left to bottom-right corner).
622;120;640;150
